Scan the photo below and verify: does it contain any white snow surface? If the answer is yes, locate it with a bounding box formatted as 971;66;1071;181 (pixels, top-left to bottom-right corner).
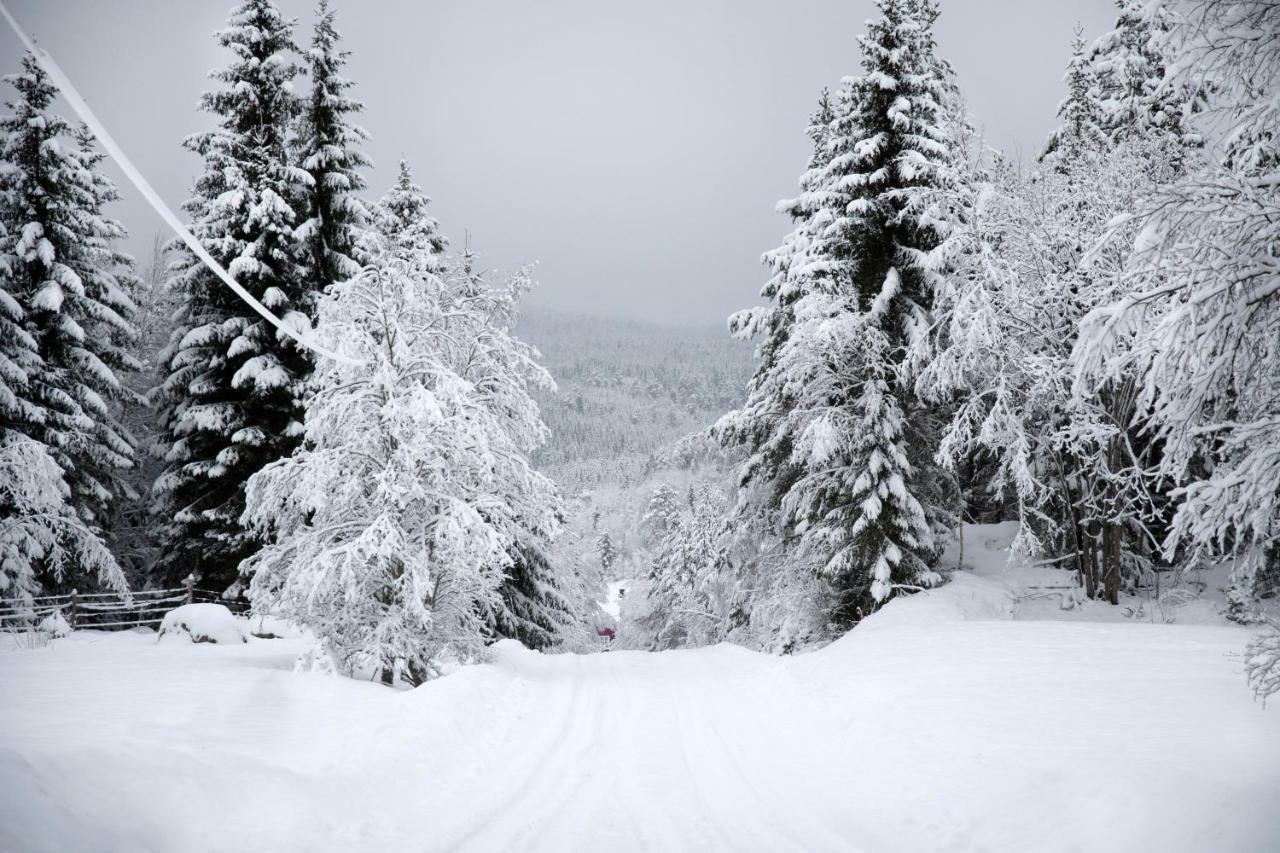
2;527;1278;852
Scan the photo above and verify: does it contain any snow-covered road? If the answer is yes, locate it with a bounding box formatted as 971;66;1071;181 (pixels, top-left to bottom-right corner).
3;575;1279;852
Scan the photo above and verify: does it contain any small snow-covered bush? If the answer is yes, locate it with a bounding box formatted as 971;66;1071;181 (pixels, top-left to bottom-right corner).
158;604;248;644
1246;620;1280;704
37;609;71;638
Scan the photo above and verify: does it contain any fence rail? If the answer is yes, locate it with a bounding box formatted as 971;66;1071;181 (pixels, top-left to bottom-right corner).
1;575;249;632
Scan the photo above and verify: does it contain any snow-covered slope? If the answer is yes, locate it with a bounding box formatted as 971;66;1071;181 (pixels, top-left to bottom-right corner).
2;544;1277;852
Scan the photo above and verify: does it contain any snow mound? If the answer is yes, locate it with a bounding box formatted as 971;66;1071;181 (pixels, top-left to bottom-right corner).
37;609;71;638
158;604;248;644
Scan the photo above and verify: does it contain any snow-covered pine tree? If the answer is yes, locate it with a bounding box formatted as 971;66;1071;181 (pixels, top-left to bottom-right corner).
242;190;562;684
596;530;616;574
371;160;447;260
722;0;956;637
0;55;138;595
642;484;683;543
634;483;732;650
65;123;145;533
295;0;371;291
1087;1;1204;151
1075;0;1280;619
1041;30;1111;166
152;0;313;591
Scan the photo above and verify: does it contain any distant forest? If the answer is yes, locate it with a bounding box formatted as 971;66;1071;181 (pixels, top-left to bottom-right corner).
518;307;752;489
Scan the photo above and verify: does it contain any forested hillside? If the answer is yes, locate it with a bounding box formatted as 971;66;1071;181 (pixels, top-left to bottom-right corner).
518;307;752;488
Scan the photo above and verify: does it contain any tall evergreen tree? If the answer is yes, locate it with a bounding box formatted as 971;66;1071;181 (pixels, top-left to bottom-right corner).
296;0;371;291
1087;1;1204;149
152;0;312;591
723;0;957;636
372;160;447;258
0;58;137;591
1042;31;1111;166
66;123;145;530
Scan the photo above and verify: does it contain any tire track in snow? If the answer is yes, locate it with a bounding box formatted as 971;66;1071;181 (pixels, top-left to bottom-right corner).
670;655;855;853
662;673;762;851
498;664;611;851
439;656;588;851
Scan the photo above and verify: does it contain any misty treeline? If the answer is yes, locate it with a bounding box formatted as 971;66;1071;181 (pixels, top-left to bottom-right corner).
0;0;1277;696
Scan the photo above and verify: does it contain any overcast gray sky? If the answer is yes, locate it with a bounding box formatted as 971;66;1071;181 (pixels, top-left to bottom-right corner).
4;0;1117;325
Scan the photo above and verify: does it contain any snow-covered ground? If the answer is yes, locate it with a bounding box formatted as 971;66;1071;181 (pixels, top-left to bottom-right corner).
2;526;1277;852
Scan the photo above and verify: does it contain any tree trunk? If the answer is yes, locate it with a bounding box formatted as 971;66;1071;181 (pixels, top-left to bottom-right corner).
1102;523;1121;604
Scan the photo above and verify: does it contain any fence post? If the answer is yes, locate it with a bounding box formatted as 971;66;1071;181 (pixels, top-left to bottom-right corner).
68;589;78;630
185;574;195;605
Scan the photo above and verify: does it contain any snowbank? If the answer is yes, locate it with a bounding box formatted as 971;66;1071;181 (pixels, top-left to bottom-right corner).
157;604;248;644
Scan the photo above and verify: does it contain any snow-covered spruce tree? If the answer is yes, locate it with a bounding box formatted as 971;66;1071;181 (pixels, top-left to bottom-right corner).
596;530;616;574
1075;0;1280;618
295;0;370;291
634;483;732;650
371;160;448;260
67;123;147;547
1;221;127;605
0;56;138;595
1041;31;1112;167
152;0;312;592
721;0;956;639
1087;1;1205;152
494;533;582;651
242;192;563;684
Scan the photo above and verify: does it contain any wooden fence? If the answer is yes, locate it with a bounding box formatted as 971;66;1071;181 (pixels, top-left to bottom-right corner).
0;575;249;632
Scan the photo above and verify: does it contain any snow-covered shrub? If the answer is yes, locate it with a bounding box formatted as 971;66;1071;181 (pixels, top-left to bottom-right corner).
37;609;71;639
1246;620;1280;704
242;206;562;685
158;604;248;644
